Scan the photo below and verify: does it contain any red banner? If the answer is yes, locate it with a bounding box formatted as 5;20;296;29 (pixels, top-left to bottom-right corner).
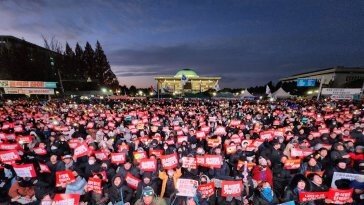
204;155;222;168
299;192;327;202
68;139;80;149
260;131;273;141
139;158;157;172
87;177;102;194
198;182;215;198
53;194;80;205
39;163;51;173
284;159;301;170
133;151;147;162
13;164;37;178
196;155;205;166
196;131;206;139
94;151;109;161
56;170;76;187
125;173;141;190
110;153;126;165
177;136;188;144
0;143;21;150
326;188;353;204
160;153;178;170
73;143;88;158
221;180;242;197
0;150;20;164
33;147;47;155
149;149;163;158
181;157;197;169
291;148;313;158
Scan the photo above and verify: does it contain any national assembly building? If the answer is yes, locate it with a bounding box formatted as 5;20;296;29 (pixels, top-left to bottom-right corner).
154;69;221;94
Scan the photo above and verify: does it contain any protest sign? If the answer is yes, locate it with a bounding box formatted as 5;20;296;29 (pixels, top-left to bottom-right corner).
39;163;51;173
13;164;37;177
87;177;102;194
73;143;88;158
133;151;147;162
196;155;205;166
260;131;273;141
0;143;21;150
125;173;141;190
204;155;222;168
68;139;80;149
94;151;109;161
149;149;163;158
177;136;188;144
326;188;353;204
181;157;197;169
331;172;362;188
305;171;324;177
0;150;20;164
53;194;80;205
198;182;215;198
33;147;47;155
160;153;178;170
299;192;327;202
139;158;157;172
221;180;242;197
110;153;126;165
176;178;199;197
226;145;237;154
290;148;313;158
284;159;301;170
237;161;256;171
56;170;76;187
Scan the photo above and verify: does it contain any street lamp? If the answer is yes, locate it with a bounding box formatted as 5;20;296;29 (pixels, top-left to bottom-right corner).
101;88;107;93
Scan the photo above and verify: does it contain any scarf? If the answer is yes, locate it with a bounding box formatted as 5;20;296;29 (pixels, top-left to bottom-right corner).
261;187;273;202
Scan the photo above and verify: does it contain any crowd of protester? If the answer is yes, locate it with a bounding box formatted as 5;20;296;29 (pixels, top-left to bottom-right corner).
0;98;363;205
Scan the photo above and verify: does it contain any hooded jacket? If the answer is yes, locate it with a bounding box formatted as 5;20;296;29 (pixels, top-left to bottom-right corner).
108;174;133;204
283;174;313;205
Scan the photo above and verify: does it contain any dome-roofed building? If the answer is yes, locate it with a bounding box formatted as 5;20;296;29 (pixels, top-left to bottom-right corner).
154;69;221;94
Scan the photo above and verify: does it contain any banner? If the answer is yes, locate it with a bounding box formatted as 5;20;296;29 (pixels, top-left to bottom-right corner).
53;194;80;205
110;153;126;165
33;147;47;155
56;170;76;187
204;155;222;168
196;155;205;166
139;158;157;172
198;182;215;198
0;81;57;88
196;131;206;139
4;87;54;95
181;157;197;169
326;188;353;204
221;180;242;197
125;173;141;190
94;151;109;161
133;151;147;162
0;143;21;150
160;153;178;170
331;172;362;188
176;178;199;197
284;159;301;170
149;149;163;158
291;148;313;158
39;163;51;173
87;177;102;194
177;136;188;144
299;192;327;202
0;150;20;164
73;143;88;158
13;164;37;178
260;131;273;141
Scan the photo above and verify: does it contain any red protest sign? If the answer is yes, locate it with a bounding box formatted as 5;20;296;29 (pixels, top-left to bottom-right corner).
0;150;20;164
17;135;33;144
133;151;147;162
291;148;313;158
221;180;242;197
110;153;126;165
181;157;197;169
125;172;141;190
260;131;273;141
53;194;80;205
56;170;76;186
207;138;221;148
226;145;237;154
237;161;256;171
299;191;327;202
326;188;353;204
39;163;51;173
196;155;205;166
87;177;102;194
13;164;37;177
198;182;215;198
177;136;188;144
196;131;206;139
204;155;222;168
0;143;21;150
305;171;324;177
33;147;47;155
139;158;157;172
68;139;80;149
149;149;163;158
160;153;178;170
73;143;88;158
284;159;301;170
94;151;109;161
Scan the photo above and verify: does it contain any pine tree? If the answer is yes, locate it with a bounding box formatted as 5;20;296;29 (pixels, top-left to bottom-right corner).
83;42;95;80
63;42;75;79
94;41;119;88
74;43;84;79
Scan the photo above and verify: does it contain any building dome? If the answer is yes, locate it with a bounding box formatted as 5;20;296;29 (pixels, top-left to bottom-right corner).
174;69;199;78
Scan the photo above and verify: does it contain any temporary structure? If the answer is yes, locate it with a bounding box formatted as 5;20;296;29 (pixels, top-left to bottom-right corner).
271;87;293;99
239;90;255;99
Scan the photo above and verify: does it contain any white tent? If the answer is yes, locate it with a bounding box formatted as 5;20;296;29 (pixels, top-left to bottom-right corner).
271;87;293;99
239;90;255;99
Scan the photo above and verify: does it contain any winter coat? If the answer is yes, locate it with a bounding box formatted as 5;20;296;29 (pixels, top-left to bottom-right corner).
253;192;280;205
158;168;182;198
208;162;231;180
136;180;159;199
8;182;35;198
299;162;322;174
65;176;87;195
134;197;167;205
108;174;133;204
251;166;274;187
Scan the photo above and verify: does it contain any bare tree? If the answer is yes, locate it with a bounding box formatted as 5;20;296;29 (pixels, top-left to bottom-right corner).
41;34;63;53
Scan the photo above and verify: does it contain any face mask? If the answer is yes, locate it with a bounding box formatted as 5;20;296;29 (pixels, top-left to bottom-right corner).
89;160;95;165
